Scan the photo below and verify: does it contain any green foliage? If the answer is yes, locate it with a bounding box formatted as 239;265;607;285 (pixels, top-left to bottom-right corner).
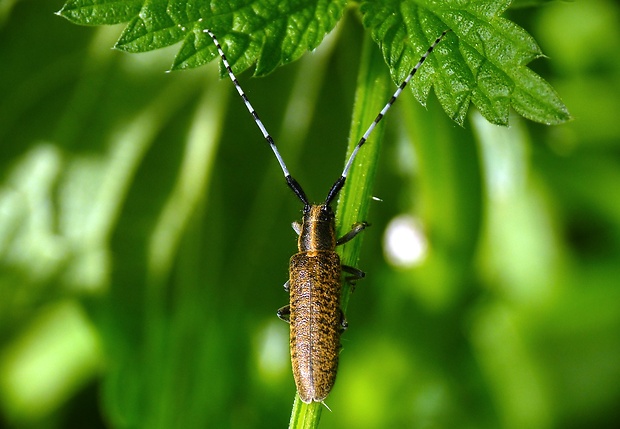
58;0;143;24
59;0;348;75
361;0;570;125
56;0;570;126
2;0;620;429
511;0;569;7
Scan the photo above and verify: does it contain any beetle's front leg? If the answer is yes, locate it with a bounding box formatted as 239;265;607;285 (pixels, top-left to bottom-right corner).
291;221;302;236
336;221;369;246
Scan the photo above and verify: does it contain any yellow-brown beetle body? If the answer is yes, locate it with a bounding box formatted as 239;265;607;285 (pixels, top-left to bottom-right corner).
205;28;449;404
277;204;367;403
288;205;346;403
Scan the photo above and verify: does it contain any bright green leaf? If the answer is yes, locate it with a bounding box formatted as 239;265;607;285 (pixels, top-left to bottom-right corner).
171;0;348;74
114;0;187;52
57;0;142;25
359;0;571;125
511;0;569;8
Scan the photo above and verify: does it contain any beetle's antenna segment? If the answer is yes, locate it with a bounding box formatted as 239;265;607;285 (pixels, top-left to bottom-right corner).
205;29;309;206
324;29;451;206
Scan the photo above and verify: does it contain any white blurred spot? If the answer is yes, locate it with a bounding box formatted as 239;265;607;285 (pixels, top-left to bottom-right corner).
383;215;428;267
256;320;288;379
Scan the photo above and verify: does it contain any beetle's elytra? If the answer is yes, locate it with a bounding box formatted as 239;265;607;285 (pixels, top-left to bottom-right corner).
289;206;342;402
205;28;449;404
280;204;365;403
289;249;341;403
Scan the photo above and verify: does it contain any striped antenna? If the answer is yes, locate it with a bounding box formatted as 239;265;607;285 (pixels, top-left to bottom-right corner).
204;29;309;206
205;28;449;208
324;29;450;206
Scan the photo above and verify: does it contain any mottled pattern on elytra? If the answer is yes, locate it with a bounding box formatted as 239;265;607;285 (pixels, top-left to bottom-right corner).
289;250;342;403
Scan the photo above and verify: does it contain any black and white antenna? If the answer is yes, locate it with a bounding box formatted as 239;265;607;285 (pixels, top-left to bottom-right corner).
323;29;450;206
204;28;450;208
204;29;309;206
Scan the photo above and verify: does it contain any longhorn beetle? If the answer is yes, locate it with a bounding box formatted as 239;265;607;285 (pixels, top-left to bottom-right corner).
205;28;450;404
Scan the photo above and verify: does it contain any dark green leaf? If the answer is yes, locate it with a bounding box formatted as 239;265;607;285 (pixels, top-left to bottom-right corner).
360;0;571;125
58;0;347;75
56;0;571;125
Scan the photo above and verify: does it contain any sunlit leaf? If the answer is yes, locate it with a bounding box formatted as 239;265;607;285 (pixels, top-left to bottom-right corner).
359;0;571;125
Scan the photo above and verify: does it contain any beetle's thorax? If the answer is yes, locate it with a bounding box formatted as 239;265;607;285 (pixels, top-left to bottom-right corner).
297;204;337;252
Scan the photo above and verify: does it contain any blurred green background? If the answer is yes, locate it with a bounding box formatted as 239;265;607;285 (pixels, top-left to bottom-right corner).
1;0;620;428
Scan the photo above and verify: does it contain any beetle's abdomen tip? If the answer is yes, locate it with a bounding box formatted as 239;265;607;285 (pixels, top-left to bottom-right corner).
297;393;327;404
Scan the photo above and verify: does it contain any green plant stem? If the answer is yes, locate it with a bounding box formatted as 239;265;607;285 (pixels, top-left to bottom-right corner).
287;31;391;429
336;33;391;312
288;399;323;429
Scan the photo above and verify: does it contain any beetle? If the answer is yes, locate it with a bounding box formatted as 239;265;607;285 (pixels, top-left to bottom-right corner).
205;28;449;404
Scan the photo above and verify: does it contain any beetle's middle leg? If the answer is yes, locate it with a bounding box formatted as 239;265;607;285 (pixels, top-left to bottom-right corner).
339;309;348;332
277;305;290;323
341;264;365;292
337;222;368;291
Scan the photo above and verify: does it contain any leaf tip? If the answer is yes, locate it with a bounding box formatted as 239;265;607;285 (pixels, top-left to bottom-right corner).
112;42;125;52
55;4;75;22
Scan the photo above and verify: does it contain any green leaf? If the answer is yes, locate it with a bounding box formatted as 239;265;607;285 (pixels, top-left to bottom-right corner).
114;0;187;52
170;0;348;74
57;0;570;125
60;0;347;75
57;0;143;25
359;0;571;125
510;0;568;8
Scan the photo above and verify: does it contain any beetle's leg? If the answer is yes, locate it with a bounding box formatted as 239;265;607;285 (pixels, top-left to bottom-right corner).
339;309;348;332
342;265;365;292
342;265;365;280
336;221;370;246
283;280;290;292
277;305;290;323
291;221;302;236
